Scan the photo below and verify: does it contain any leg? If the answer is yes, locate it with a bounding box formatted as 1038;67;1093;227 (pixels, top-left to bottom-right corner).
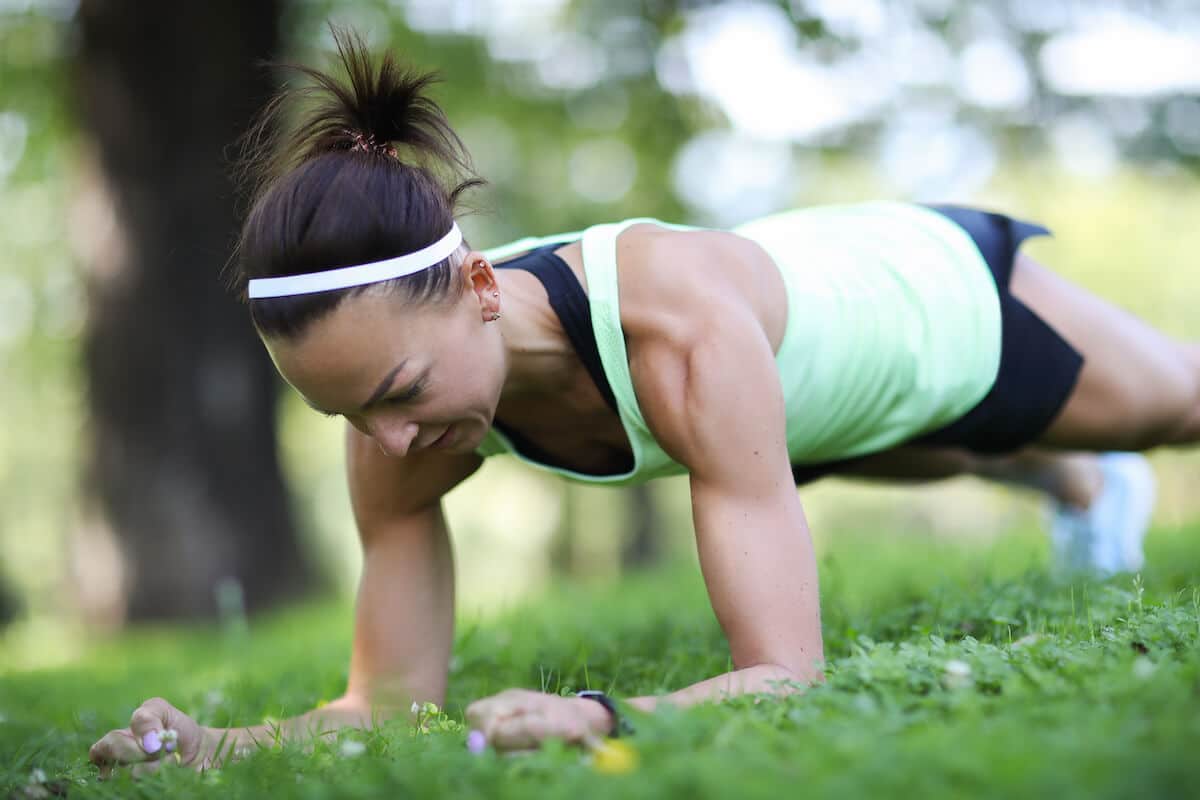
1010;253;1200;450
836;444;1101;508
835;443;1152;573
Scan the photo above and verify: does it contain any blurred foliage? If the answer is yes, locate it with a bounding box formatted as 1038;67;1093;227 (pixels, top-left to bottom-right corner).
2;0;1200;647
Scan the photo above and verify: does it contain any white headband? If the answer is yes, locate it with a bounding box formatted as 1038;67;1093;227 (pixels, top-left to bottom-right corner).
247;223;464;299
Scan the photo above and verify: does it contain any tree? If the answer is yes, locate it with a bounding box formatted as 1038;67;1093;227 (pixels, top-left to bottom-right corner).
72;0;313;622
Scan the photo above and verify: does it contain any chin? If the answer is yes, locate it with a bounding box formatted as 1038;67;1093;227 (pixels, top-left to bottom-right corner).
445;422;482;454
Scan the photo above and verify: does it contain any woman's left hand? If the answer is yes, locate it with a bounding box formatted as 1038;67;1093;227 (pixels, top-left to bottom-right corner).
465;689;612;752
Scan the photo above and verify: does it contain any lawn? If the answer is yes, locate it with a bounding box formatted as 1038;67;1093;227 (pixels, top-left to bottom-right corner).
2;523;1198;799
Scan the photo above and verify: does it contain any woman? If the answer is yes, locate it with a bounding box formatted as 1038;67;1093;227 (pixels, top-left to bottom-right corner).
88;31;1191;773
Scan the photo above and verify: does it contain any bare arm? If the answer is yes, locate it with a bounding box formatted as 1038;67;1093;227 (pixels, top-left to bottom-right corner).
206;426;481;757
623;233;824;713
461;236;823;749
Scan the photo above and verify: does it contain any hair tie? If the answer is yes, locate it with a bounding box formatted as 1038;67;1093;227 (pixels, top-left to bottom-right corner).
348;130;398;159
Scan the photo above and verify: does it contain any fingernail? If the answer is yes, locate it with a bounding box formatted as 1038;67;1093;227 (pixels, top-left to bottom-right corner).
142;730;162;754
466;729;486;754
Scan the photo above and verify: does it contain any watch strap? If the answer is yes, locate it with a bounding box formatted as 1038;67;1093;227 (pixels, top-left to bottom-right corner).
575;690;632;737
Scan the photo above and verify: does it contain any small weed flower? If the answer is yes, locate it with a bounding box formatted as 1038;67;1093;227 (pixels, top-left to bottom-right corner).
29;768;47;785
467;729;487;754
590;740;638;774
339;739;367;758
1132;656;1156;680
412;701;464;735
942;659;973;690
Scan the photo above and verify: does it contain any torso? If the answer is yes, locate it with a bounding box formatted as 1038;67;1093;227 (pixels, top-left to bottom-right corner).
489;226;788;476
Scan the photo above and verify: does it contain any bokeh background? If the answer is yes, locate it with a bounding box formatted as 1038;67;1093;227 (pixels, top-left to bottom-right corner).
2;0;1198;671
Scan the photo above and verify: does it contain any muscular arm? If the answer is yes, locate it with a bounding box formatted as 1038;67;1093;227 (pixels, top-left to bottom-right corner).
208;426;481;756
623;232;824;712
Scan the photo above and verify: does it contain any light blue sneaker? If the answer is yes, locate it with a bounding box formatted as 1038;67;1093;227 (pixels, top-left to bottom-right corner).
1049;452;1156;575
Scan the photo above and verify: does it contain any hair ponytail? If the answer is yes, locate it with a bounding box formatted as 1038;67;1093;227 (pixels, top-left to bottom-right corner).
228;25;485;338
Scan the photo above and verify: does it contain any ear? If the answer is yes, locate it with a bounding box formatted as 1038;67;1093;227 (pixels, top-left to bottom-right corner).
459;250;501;320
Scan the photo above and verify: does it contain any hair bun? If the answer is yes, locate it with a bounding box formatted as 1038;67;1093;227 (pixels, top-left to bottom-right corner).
237;24;479;194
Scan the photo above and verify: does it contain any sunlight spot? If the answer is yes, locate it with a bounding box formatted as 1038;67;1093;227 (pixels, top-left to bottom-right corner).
568;138;637;204
957;38;1032;110
0;112;28;185
1041;14;1200;96
672;130;798;226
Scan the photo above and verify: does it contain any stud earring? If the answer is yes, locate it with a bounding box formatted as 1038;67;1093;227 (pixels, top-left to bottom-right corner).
491;312;501;322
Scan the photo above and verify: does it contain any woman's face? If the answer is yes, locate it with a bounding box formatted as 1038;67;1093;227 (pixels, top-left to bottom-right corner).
262;285;505;458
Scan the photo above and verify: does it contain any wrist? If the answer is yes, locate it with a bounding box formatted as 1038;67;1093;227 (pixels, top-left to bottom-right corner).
197;726;228;769
571;696;616;737
201;725;254;768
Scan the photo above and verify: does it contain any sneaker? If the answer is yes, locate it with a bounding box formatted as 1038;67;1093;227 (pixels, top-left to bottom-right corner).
1048;452;1156;575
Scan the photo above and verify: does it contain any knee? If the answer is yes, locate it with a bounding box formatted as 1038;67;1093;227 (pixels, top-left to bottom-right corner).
937;448;984;476
1129;358;1200;448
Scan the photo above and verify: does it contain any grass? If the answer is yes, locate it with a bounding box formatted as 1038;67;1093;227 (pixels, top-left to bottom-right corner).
1;523;1199;799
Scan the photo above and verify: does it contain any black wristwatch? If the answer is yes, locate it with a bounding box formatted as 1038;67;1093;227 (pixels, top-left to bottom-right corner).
576;690;632;738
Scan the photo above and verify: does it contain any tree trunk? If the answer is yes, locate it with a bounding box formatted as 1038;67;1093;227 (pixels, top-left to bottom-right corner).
620;485;660;570
72;0;312;622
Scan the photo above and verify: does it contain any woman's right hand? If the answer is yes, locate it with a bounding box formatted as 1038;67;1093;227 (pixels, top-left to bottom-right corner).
88;697;222;778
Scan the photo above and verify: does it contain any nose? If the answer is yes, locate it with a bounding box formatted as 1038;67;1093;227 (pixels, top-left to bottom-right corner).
368;419;420;458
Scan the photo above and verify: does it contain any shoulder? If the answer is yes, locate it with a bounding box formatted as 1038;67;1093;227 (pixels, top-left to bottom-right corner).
614;224;763;342
614;226;785;468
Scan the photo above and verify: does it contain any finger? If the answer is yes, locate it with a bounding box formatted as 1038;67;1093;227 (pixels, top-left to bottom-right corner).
487;713;540;752
465;691;519;725
130;697;174;735
466;698;509;729
130;697;183;756
467;689;535;729
89;729;146;766
464;700;486;729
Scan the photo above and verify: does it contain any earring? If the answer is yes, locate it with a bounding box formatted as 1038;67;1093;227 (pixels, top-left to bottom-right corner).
492;292;499;298
491;312;501;322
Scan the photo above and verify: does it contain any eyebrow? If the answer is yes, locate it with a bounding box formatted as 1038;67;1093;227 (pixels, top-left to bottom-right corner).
303;361;407;417
361;362;407;411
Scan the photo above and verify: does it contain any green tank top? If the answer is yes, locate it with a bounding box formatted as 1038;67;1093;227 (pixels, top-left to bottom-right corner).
476;202;1002;486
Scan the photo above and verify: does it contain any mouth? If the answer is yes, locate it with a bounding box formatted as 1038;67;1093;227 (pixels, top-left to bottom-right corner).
428;425;455;449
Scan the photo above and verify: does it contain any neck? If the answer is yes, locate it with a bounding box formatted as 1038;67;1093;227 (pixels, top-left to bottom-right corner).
494;270;577;403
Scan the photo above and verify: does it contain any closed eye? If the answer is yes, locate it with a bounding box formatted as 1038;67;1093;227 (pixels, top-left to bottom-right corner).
387;380;426;405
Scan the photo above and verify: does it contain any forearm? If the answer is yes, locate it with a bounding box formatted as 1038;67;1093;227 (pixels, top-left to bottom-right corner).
203;696;395;764
627;662;815;713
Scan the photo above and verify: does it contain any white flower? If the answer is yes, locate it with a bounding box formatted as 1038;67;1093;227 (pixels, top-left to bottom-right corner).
942;659;973;689
1132;656;1156;680
339;740;367;758
411;701;421;715
29;768;47;785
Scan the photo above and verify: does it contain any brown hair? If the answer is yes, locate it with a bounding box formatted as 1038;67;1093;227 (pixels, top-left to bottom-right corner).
228;26;484;339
